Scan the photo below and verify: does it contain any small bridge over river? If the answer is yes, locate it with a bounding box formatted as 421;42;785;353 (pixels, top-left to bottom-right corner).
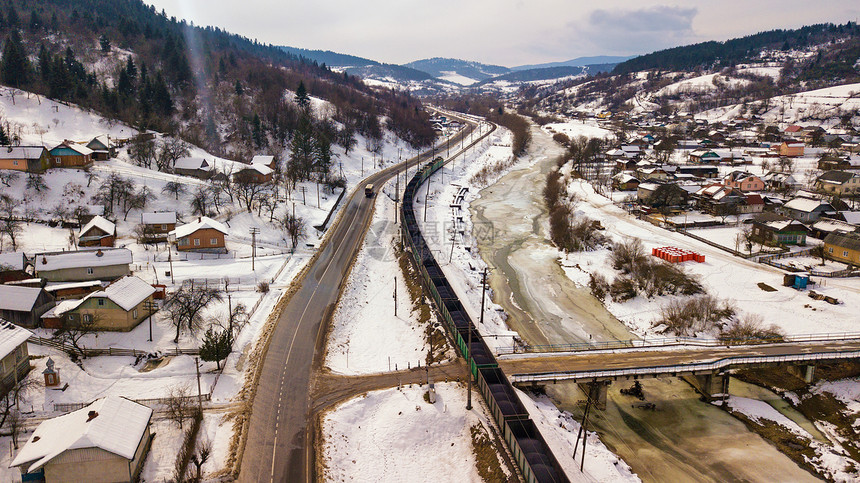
499;337;860;406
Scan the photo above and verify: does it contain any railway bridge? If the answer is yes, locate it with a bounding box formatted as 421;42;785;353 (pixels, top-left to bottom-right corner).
500;339;860;407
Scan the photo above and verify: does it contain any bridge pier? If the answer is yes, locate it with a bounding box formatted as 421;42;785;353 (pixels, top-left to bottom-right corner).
683;372;730;405
578;381;610;410
787;364;816;383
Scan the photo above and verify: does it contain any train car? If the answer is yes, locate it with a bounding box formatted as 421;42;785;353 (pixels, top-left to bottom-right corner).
505;419;568;483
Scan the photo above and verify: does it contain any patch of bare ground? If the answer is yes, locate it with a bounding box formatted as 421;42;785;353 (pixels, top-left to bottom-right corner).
727;412;822;478
396;249;450;365
735;362;860;477
470;422;516;483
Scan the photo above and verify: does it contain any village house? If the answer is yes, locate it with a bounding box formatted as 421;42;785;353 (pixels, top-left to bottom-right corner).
779;197;835;223
251;155;276;169
814;171;860;196
169;216;229;253
11;396;153;483
233;163;274;184
0;146;50;172
85;135;114;161
0;252;33;283
740;194;765;214
139;212;177;243
173;156;214;179
810;218;858;240
777;142;805;157
0;285;55;328
724;171;764;192
636;166;672;181
612;172;640;191
77;216;116;248
0;319;32;396
40;275;155;331
752;214;809;245
823;230;860;266
48;142;93;168
694;184;745;215
688;149;722;164
762;171;800;191
34;248;132;283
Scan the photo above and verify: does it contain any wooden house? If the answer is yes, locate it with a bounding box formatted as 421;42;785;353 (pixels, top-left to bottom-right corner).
49;142;93;168
173;157;214;179
823;231;860;266
85;135;113;161
752;214;809;245
815;171;860;196
688;150;721;164
0;146;49;172
0;286;55;328
44;280;104;301
779;197;836;223
723;171;764;192
78;216;116;247
778;142;805;157
139;212;177;243
169;216;228;253
12;396;153;483
233;163;273;184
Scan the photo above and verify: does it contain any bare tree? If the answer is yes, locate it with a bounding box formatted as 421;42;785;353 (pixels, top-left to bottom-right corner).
165;280;223;343
0;194;21;251
0;379;37;432
53;313;98;360
166;384;194;429
280;213;307;252
0;171;18;187
129;137;157;169
157;137;191;171
234;179;271;213
83;167;99;187
25;173;50;197
189;438;212;482
162;181;188;201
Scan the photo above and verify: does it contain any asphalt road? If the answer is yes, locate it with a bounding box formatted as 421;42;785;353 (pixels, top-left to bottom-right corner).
239;113;488;483
500;341;860;378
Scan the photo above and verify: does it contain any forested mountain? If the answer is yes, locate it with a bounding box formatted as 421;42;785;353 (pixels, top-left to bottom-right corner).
614;22;860;76
403;58;511;81
0;0;436;159
512;55;632;71
279;46;378;68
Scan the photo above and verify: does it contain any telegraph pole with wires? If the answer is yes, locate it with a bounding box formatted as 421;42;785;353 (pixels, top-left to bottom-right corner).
249;227;260;271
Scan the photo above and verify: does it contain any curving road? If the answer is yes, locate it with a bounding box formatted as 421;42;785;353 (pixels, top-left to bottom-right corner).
238;112;489;483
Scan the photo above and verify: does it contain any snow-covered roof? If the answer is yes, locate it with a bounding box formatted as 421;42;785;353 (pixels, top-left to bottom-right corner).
812;218;855;233
0;252;27;271
35;249;132;272
783;197;828;213
0;146;46;160
236;163;273;176
44;280;104;292
251;155;275;165
41;299;82;318
839;211;860;225
169;216;229;239
91;276;155;311
141;212;177;225
0;318;31;359
174;157;212;171
79;216;115;237
0;286;45;312
11;396;152;472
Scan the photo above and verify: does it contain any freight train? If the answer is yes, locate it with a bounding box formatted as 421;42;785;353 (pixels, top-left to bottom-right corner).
400;155;569;483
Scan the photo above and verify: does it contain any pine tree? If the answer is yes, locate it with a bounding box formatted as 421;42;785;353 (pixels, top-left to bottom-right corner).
28;10;40;31
251;113;265;148
99;34;111;53
234;80;243;96
38;44;50;83
199;326;230;370
0;125;9;145
295;81;310;109
0;30;29;88
6;5;19;28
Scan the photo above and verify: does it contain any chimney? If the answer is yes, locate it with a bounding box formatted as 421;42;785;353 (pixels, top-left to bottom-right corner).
87;411;99;422
198;216;201;223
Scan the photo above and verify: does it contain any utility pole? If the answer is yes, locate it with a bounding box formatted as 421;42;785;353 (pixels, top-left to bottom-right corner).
167;240;175;285
468;268;487;411
195;357;203;411
145;300;157;342
249;227;260;271
394;276;397;317
423;175;431;222
227;293;233;343
361;156;364;176
316;180;321;208
300;186;307;205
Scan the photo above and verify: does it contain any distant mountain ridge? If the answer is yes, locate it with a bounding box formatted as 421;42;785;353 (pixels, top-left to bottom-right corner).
279;46;379;67
403;57;511;82
512;55;633;71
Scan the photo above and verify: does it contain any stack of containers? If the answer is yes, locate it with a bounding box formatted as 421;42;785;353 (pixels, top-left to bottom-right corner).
651;246;705;263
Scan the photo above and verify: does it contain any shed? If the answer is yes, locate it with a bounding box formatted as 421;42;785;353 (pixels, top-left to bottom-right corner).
78;216;116;247
0;318;32;396
0;146;50;172
0;286;55;328
49;142;93;168
11;396;153;483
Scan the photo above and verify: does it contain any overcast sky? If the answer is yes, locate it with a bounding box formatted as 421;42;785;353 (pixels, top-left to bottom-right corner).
144;1;858;67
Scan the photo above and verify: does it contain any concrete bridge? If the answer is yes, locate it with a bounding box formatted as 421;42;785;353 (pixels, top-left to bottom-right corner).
499;340;860;407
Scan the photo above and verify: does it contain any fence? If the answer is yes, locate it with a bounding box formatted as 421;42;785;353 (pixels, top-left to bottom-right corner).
759;248;858;278
53;393;211;413
510;350;860;384
29;336;199;358
497;331;860;355
678;228;775;259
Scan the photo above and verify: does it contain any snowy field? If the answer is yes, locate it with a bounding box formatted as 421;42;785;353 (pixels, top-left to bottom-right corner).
321;383;509;483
